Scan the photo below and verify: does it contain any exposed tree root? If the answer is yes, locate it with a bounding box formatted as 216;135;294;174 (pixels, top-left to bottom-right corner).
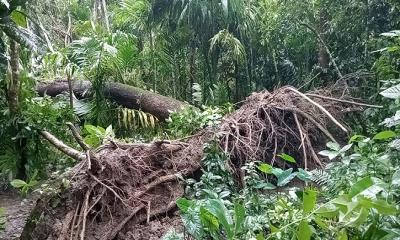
23;86;364;239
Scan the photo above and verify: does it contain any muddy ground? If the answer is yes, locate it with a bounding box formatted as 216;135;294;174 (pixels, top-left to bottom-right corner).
0;191;36;240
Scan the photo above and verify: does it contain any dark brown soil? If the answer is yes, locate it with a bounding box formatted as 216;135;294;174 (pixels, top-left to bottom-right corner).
0;191;36;240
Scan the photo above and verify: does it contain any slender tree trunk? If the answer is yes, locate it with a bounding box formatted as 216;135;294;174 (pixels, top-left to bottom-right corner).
67;73;74;108
9;40;27;180
150;31;156;92
364;0;369;59
203;46;212;103
65;11;72;47
189;46;196;102
8;40;20;115
101;0;110;33
318;6;330;69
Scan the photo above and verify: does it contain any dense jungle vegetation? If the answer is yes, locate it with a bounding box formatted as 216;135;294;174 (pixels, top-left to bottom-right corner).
1;0;400;239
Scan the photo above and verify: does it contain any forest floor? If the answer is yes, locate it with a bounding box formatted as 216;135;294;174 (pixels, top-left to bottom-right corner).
0;191;36;240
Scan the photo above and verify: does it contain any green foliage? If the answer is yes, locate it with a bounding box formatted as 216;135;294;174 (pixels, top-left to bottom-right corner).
0;207;4;231
83;124;114;148
166;105;232;138
10;170;39;197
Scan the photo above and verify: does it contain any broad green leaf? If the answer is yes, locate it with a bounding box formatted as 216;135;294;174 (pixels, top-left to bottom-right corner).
318;150;339;160
303;188;318;214
278;153;296;163
381;111;400;127
313;215;328;230
269;223;279;233
297;168;311;182
389;139;400;150
272;168;296;187
348;177;374;198
84;124;99;135
346;207;369;227
339;144;353;153
10;10;27;28
254;182;276;190
370;199;397;215
380;83;400;99
234;202;245;234
327;142;340;151
349;135;365;143
206;199;234;239
256;233;265;240
200;207;219;230
373;131;396;140
176;198;193;213
337;229;348;240
392;170;400;186
258;163;273;174
315;205;339;218
296;220;312;240
10;179;27;188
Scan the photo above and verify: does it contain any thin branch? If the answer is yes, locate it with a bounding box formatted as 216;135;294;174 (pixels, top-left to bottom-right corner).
305;94;383;108
40;131;86;161
66;122;91;151
286;87;348;132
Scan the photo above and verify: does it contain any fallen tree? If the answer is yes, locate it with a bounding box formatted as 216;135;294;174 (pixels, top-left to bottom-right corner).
37;80;188;121
22;85;375;240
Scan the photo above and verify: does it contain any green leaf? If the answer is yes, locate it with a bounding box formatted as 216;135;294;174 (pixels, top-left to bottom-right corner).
337;229;348;240
296;220;312;240
346;207;369;227
206;199;233;239
254;182;276;190
373;131;396;140
84;124;99;135
349;135;365;143
303;188;318;214
176;198;193;213
339;144;353;153
297;168;311;182
327;142;340;151
348;177;374;198
278;153;296;163
200;207;219;230
315;205;339;218
313;215;328;230
234;202;245;234
318;150;339;160
392;170;400;186
10;179;27;188
269;223;279;233
256;232;265;240
10;10;27;28
380;83;400;99
272;168;296;187
370;199;397;215
258;163;273;174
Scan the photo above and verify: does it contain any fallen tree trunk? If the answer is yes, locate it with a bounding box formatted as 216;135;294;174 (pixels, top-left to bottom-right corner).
37;80;188;121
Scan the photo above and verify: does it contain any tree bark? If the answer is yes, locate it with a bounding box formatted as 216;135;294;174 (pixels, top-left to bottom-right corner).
8;40;20;115
37;81;187;121
318;6;329;69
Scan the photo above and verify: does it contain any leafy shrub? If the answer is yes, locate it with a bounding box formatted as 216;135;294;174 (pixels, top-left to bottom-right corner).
166;105;233;138
83;124;114;147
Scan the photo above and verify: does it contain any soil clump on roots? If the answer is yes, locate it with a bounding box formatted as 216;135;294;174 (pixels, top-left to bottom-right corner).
22;86;369;239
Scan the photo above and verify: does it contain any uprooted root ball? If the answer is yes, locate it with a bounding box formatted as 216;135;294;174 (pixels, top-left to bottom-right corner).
23;86;363;240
